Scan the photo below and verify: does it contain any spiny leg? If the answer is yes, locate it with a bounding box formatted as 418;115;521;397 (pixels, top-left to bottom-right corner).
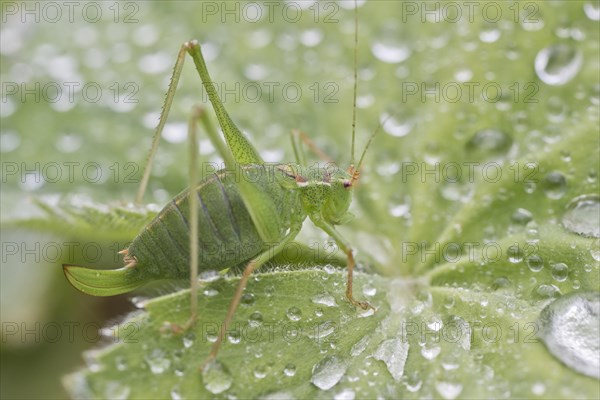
311;217;374;311
136;44;188;204
202;222;302;369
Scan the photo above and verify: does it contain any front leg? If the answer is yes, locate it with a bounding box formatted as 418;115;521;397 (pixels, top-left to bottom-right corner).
310;216;375;311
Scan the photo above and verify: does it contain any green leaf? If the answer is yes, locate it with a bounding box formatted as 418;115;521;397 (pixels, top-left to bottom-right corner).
2;1;599;398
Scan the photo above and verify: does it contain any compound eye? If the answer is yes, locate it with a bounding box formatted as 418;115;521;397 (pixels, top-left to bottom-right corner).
343;180;352;189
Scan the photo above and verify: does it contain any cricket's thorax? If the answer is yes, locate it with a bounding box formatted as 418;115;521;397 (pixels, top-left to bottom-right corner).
127;165;302;279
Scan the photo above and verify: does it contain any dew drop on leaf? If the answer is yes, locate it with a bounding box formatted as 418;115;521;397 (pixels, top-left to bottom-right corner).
541;171;568;200
373;337;409;381
511;208;533;225
465;128;512;161
534;44;583;86
532;284;562;300
283;363;297;377
551;262;569;282
311;292;338;307
145;348;170;374
286;306;302;321
202;360;233;394
310;355;348;391
333;388;356;400
104;381;130;400
435;381;463;400
562;195;600;238
526;254;544;272
350;335;370;357
537;291;600;379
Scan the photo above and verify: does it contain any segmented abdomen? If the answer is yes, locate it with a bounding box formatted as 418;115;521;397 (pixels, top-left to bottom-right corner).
127;165;297;280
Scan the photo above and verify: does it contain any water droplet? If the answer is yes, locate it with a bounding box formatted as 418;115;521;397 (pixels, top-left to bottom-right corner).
546;96;568;123
362;285;377;297
241;293;256;306
541;171;567;200
56;133;83;153
492;277;511;291
551;262;569;282
300;28;323;47
535;44;583;86
333;388;356;400
202;360;233;394
421;344;441;360
562;195;600;238
435;381;463;400
447;315;472;351
162;122;187;143
283;363;297;377
199;269;220;282
227;330;241;344
404;370;423;392
350;335;370;356
248;311;263;327
254;365;267;379
145;348;170;374
538;291;600;379
183;332;195;348
381;112;413;137
0;131;21;153
465;129;512;161
507;244;524;263
479;27;501;43
584;1;600;20
286;306;302;321
312;292;338;307
115;356;127;371
531;382;546;396
170;386;182;400
511;208;533;225
309;321;336;340
526;255;544;272
104;381;130;400
590;239;600;261
532;284;561;300
373;338;409;381
310;355;348;390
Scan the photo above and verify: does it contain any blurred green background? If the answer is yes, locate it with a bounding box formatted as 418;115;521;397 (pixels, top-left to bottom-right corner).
1;0;598;398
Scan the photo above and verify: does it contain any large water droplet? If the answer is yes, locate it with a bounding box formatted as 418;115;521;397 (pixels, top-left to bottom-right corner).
310;355;348;390
202;360;233;394
526;254;544;272
551;262;569;282
541;171;567;200
562;195;600;238
532;284;561;300
286;306;302;321
312;292;338;307
535;44;583;86
373;337;409;381
538;291;600;379
465;129;512;161
584;1;600;20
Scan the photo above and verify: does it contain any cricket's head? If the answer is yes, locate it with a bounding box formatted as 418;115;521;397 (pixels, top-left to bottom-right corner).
320;165;355;225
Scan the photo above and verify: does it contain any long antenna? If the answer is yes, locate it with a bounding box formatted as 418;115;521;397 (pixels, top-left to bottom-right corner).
350;0;358;167
354;113;396;177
